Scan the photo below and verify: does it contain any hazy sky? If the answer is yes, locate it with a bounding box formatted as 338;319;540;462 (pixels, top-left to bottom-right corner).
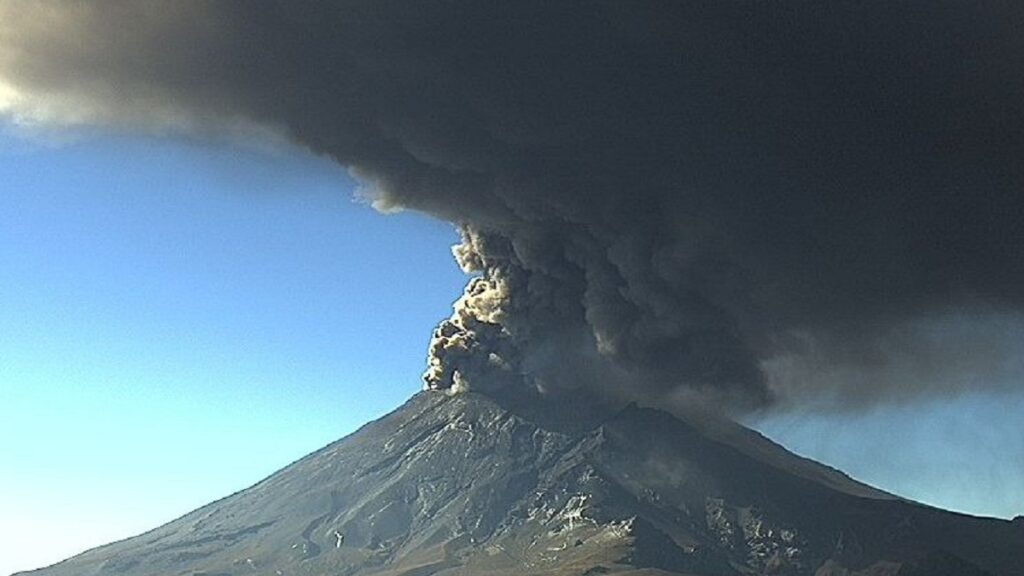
1;126;1021;576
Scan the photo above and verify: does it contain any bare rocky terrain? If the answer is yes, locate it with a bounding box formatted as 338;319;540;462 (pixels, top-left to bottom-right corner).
17;391;1023;576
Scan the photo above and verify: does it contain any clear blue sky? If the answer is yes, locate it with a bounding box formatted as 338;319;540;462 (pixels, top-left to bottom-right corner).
1;126;1021;575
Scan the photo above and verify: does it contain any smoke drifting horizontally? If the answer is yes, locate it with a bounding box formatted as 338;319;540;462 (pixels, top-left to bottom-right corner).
3;1;1024;413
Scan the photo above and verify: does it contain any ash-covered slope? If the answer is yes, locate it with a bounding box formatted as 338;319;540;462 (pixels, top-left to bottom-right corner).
19;392;1022;576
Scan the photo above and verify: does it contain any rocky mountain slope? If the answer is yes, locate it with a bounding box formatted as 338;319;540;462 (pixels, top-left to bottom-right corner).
18;391;1023;576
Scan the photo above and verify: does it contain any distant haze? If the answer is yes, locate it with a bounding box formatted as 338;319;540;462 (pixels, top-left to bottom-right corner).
2;1;1024;413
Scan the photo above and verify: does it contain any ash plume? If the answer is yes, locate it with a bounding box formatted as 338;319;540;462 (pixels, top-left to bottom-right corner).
3;1;1024;412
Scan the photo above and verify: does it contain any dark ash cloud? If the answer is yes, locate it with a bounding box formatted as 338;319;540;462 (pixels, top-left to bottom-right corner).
3;1;1024;412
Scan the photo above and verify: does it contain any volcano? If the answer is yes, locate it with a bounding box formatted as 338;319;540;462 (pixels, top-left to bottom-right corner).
18;391;1022;576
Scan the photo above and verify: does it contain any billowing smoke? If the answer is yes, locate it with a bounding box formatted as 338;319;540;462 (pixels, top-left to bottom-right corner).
421;224;769;411
3;1;1024;412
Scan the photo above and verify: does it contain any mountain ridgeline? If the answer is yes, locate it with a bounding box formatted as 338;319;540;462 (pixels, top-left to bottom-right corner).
18;391;1023;576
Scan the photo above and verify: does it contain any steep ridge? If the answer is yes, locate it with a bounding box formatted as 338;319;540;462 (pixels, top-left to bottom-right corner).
18;391;1023;576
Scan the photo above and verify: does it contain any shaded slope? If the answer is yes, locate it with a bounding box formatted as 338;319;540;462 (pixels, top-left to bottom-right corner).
18;392;1023;576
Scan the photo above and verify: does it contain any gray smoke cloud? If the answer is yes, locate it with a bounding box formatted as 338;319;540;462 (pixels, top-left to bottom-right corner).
3;1;1023;413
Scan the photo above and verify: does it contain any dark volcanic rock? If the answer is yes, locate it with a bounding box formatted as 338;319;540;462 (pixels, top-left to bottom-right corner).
17;392;1023;576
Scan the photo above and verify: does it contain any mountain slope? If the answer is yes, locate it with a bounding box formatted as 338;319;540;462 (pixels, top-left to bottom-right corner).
18;391;1023;576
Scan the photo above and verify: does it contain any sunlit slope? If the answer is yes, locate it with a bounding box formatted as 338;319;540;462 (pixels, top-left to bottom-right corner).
18;392;1023;576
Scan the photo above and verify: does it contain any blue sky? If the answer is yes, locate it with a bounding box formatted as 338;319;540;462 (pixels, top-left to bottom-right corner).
0;128;466;574
1;127;1021;575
